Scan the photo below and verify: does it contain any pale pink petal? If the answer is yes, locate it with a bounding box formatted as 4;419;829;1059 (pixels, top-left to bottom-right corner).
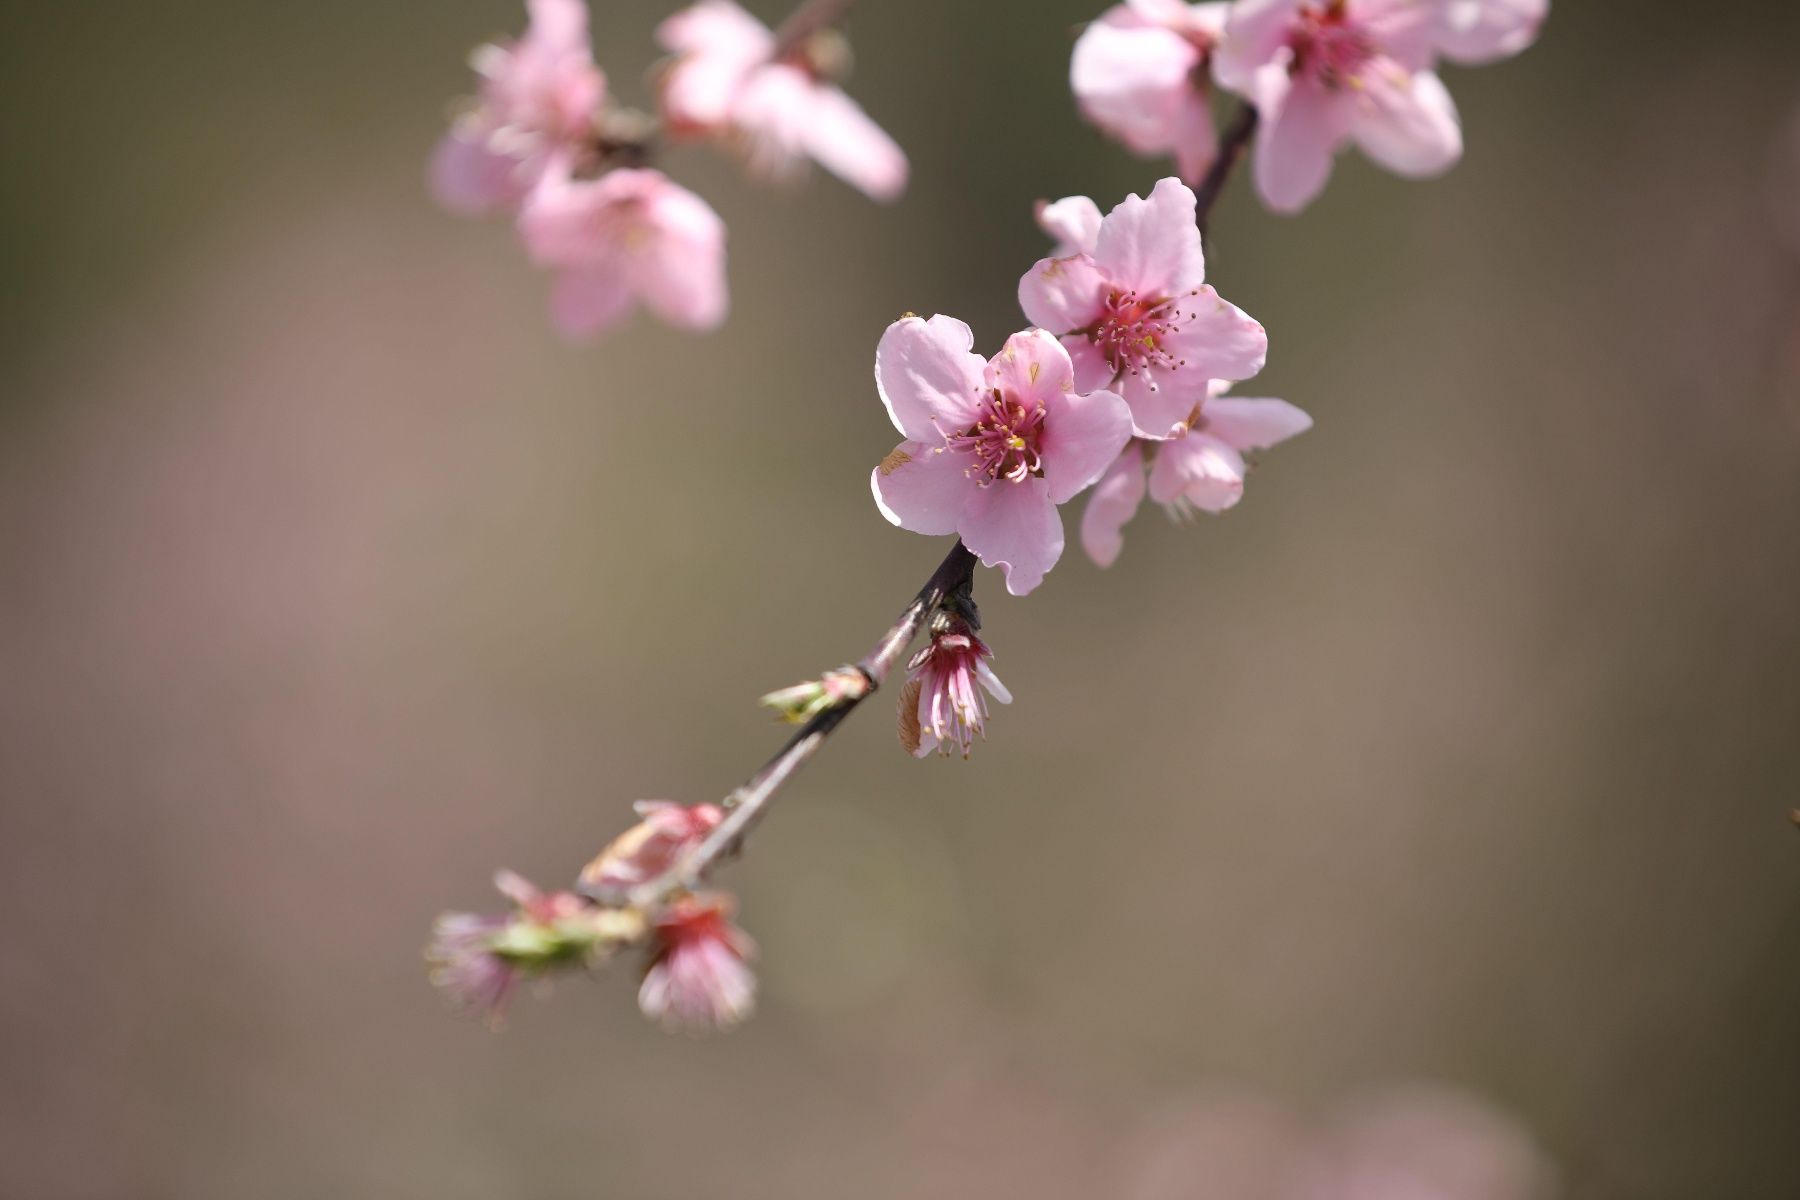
1149;431;1246;512
1171;87;1221;185
1254;77;1350;214
1080;443;1148;568
1093;176;1208;299
549;271;634;339
1018;253;1111;334
656;0;773;55
803;84;909;202
429;130;524;215
958;477;1064;597
1062;335;1117;396
1435;0;1547;64
974;660;1012;705
1127;0;1194;24
1349;67;1463;178
661;53;756;131
871;441;971;536
1355;0;1447;71
731;64;815;181
1118;370;1204;443
528;0;592;52
631;182;729;329
1071;20;1198;155
1203;395;1313;450
1036;195;1104;257
986;328;1075;412
1158;286;1269;385
1214;0;1303;90
1041;388;1133;504
875;316;987;441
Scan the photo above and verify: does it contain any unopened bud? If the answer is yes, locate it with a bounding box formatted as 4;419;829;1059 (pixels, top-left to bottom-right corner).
758;665;870;724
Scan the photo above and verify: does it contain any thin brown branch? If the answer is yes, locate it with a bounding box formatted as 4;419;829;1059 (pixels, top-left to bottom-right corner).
1194;102;1259;244
623;539;977;908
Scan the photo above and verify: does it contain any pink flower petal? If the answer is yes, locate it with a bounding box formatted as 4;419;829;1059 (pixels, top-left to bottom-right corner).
1018;253;1111;334
803;84;909;202
1158;285;1269;383
1434;0;1548;64
630;181;729;329
657;0;772;55
549;271;634;339
1203;395;1313;450
429;130;524;215
1080;443;1148;568
1036;195;1104;257
986;329;1075;412
1254;76;1350;214
871;440;971;536
1214;0;1305;91
1041;387;1134;505
958;477;1064;597
1349;67;1463;179
1071;19;1198;156
1171;87;1221;185
875;315;987;441
1149;431;1246;512
1093;176;1207;300
1062;333;1118;396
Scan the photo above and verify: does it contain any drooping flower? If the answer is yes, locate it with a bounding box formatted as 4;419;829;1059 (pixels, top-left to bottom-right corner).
1080;383;1312;567
430;0;607;215
1212;0;1546;214
656;0;908;201
639;894;758;1032
871;319;1133;596
1072;1;1231;184
517;160;728;337
898;615;1012;758
1019;177;1268;442
578;802;727;902
427;870;645;1027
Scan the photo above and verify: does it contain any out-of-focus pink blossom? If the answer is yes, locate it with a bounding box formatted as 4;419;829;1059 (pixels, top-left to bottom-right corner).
426;870;597;1027
517;160;728;338
656;0;908;201
1073;1;1231;184
1213;0;1545;214
899;618;1012;758
639;894;758;1032
1020;178;1268;441
579;801;726;901
1080;382;1311;567
871;319;1133;596
430;0;607;215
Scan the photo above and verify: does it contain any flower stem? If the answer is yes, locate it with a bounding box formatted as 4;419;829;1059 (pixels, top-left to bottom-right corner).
626;539;977;907
1194;102;1259;243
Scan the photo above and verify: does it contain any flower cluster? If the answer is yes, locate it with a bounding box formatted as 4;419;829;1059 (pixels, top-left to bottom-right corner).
431;0;906;338
1073;0;1547;211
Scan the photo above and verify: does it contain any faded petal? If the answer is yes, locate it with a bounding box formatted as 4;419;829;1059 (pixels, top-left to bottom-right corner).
1041;388;1134;504
804;84;909;202
631;181;729;329
1080;443;1148;568
1435;0;1547;64
1203;395;1313;451
1093;176;1208;299
1018;253;1111;334
958;477;1064;596
429;129;525;215
1350;67;1463;179
875;315;987;440
871;441;971;536
1036;195;1104;257
1254;76;1350;214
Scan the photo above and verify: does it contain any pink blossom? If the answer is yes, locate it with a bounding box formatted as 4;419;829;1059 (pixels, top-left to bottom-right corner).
871;319;1133;596
1213;0;1545;214
579;801;726;901
1035;195;1104;259
1080;383;1312;567
426;870;593;1026
1019;177;1268;441
656;0;908;201
639;894;758;1032
1072;1;1231;184
517;161;728;338
899;619;1012;758
430;0;606;215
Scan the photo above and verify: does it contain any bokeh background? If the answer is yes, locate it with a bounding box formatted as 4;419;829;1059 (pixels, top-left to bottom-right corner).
4;1;1799;1196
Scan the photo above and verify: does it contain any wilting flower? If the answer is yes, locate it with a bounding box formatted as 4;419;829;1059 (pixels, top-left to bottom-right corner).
639;894;758;1032
899;616;1012;758
1019;177;1268;441
871;319;1133;595
430;0;607;215
1072;0;1230;184
1212;0;1546;214
517;160;728;337
656;0;908;201
1080;383;1312;567
578;801;727;901
426;870;645;1027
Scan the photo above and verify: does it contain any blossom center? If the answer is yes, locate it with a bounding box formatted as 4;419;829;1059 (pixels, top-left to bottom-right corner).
950;390;1046;485
1290;3;1377;88
1093;290;1190;392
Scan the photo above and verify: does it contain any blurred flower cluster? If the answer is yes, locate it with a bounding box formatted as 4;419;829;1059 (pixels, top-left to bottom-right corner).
430;0;906;338
1073;0;1547;211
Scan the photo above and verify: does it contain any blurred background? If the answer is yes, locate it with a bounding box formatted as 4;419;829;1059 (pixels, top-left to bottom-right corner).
4;1;1799;1196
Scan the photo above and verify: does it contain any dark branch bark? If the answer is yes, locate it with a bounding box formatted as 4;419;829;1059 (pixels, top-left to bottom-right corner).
1194;103;1259;244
